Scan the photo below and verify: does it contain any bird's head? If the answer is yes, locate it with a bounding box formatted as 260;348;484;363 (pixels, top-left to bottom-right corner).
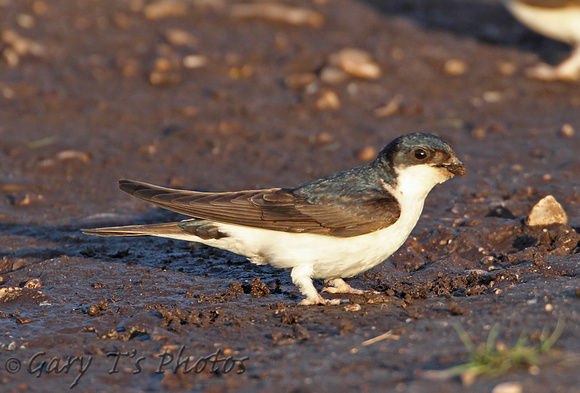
375;133;466;193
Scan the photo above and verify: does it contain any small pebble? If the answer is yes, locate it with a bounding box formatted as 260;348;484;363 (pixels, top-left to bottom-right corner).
2;86;15;99
56;150;91;162
149;71;182;86
460;371;476;386
228;65;253;79
492;381;522;393
443;59;468;76
143;0;188;20
527;195;568;226
498;61;517;76
2;29;46;57
480;256;496;265
182;54;208;69
344;303;361;312
483;91;502;103
181;105;199;117
374;95;402;118
315;89;340;110
118;57;139;78
165;28;199;48
285;72;317;88
528;365;540;375
315;131;333;144
32;0;49;15
229;3;324;28
560;123;575;138
319;66;349;85
88;304;101;316
0;287;22;301
17;14;35;29
14;193;44;206
471;126;486;140
3;48;19;67
16;317;33;324
153;57;173;72
24;278;41;289
329;48;382;80
357;146;377;162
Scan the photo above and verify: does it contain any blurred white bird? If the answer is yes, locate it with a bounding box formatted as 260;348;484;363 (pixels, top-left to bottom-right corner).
503;0;580;81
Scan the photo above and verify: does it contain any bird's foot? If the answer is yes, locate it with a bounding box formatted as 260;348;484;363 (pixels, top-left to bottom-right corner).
321;287;364;294
525;62;580;82
321;278;364;295
299;294;341;306
291;267;343;306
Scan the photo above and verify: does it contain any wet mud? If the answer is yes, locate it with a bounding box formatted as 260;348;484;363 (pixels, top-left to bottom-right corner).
1;0;580;392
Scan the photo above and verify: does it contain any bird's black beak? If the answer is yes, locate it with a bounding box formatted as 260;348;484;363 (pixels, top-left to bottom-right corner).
443;157;466;177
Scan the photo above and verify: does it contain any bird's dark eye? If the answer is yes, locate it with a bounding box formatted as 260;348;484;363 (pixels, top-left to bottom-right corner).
413;148;428;160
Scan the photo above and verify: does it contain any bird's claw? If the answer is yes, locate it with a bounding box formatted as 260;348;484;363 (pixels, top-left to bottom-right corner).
299;296;341;306
321;286;364;294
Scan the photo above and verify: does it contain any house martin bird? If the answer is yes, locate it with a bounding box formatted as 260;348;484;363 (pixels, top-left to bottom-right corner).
82;133;465;305
503;0;580;81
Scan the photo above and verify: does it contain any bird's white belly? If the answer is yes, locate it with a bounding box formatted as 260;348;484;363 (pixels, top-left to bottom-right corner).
212;224;404;278
204;196;425;279
504;1;580;44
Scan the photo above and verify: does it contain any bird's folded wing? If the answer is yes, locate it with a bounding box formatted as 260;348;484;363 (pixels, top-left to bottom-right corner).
119;179;401;237
513;0;580;9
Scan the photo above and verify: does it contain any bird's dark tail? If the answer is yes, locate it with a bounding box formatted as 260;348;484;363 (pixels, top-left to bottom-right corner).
81;222;183;237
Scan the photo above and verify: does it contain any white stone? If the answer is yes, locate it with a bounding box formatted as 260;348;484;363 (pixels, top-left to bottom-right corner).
527;195;568;226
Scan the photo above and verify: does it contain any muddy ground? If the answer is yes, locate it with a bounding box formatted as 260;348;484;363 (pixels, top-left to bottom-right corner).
1;0;580;391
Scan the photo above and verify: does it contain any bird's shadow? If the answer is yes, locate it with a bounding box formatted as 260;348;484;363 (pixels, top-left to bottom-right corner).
0;211;290;287
358;0;571;65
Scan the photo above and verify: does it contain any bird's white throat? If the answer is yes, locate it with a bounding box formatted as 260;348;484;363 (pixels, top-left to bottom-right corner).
386;163;451;209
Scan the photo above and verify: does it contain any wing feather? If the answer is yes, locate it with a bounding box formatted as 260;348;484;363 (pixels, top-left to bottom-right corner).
118;179;400;237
